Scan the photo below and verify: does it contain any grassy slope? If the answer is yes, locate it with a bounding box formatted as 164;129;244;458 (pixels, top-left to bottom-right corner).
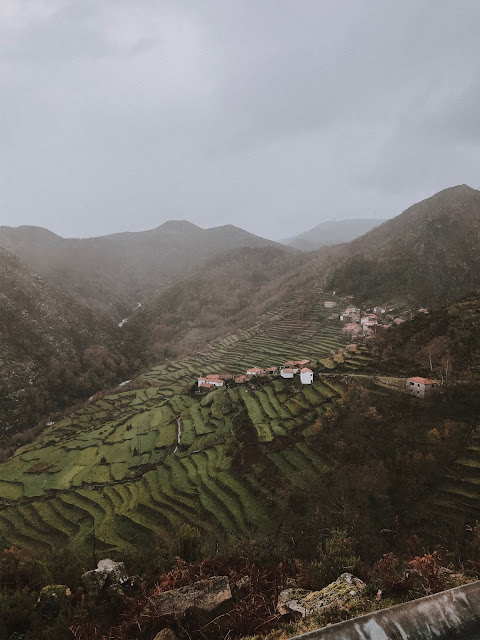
0;292;357;553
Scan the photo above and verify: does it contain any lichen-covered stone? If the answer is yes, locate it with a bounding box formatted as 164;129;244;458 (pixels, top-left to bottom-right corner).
277;573;366;617
36;584;72;617
81;558;129;595
149;576;231;617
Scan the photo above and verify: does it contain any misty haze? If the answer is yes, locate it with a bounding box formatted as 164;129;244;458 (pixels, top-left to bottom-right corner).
1;2;480;640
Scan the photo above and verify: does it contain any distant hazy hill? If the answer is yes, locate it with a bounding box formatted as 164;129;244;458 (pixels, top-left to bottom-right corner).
0;248;138;440
326;185;480;306
284;218;384;250
0;221;283;317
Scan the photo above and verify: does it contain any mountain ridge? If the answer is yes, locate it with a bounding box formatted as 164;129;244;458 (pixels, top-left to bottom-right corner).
0;221;285;316
324;184;480;306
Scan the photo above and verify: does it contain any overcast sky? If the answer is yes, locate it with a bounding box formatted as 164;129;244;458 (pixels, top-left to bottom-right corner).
0;1;479;240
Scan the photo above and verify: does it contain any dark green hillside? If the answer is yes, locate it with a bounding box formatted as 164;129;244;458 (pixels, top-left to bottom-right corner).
0;248;140;445
326;185;480;306
375;290;480;377
370;291;480;550
0;294;351;553
129;246;306;359
0;287;473;563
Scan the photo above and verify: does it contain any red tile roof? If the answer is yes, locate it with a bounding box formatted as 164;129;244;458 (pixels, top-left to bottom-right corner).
300;368;313;374
408;377;436;385
282;368;294;374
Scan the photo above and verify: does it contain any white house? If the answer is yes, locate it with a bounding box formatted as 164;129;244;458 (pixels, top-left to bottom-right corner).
300;368;314;384
197;375;224;388
280;368;294;379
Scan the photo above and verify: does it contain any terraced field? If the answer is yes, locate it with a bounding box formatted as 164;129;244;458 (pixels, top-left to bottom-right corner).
0;293;348;552
426;428;480;523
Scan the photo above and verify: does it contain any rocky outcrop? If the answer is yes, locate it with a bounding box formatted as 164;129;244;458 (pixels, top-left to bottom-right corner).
278;573;366;617
285;580;480;640
148;576;232;617
81;558;129;595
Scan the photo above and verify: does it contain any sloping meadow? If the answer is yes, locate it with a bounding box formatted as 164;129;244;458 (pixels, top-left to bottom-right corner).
0;295;359;553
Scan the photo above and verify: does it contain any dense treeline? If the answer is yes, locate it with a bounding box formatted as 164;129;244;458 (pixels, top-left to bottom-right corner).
373;291;480;379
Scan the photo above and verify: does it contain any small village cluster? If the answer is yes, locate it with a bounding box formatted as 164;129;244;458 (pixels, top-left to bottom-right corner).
197;360;314;390
324;299;429;343
196;296;436;397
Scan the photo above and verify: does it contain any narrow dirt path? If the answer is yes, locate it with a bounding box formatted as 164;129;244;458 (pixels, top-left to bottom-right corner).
173;417;183;453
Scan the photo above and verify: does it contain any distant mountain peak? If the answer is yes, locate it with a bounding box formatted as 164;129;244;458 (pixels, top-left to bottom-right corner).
155;220;201;233
285;218;385;251
0;225;63;240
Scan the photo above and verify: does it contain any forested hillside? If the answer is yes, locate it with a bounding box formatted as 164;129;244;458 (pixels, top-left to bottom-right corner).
325;185;480;306
375;291;480;378
0;248;141;446
129;246;306;359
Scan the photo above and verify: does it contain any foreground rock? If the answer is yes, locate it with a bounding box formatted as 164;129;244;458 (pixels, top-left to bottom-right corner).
149;576;232;617
277;573;366;617
82;558;129;595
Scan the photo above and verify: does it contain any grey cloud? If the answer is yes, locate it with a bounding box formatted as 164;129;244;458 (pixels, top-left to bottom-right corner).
0;0;479;239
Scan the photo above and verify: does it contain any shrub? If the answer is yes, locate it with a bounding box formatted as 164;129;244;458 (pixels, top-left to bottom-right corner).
311;528;360;586
171;525;203;563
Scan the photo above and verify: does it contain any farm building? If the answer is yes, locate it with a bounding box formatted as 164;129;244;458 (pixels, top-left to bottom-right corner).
343;323;362;337
300;368;314;384
246;367;264;376
406;377;438;398
197;375;224;388
280;368;294;379
324;301;337;308
266;366;278;374
282;361;300;373
361;317;378;327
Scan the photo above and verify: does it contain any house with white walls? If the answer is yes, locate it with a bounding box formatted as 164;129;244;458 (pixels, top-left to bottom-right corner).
300;368;314;384
197;374;224;388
